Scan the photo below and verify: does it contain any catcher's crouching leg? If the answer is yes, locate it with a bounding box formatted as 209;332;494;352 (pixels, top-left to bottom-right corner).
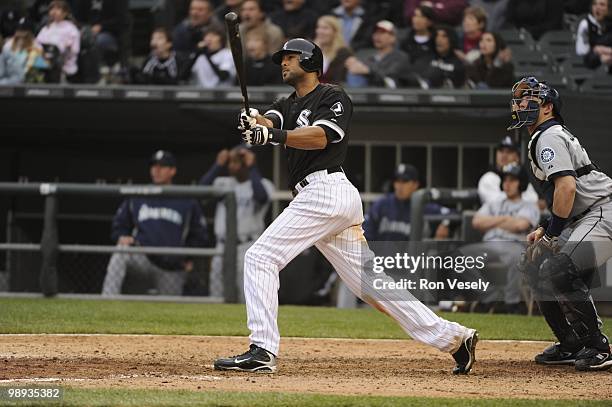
520;252;583;364
544;255;602;344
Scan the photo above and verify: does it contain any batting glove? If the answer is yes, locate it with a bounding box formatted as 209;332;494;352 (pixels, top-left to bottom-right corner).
242;124;270;145
238;108;259;131
242;125;287;146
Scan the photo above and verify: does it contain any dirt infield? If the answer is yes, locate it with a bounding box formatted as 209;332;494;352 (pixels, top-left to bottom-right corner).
0;335;611;400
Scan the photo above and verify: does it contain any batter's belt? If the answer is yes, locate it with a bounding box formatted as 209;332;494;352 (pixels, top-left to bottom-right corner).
292;166;344;197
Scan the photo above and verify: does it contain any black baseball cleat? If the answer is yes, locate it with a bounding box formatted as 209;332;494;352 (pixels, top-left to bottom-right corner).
214;344;277;373
574;348;612;371
452;330;478;375
534;343;583;366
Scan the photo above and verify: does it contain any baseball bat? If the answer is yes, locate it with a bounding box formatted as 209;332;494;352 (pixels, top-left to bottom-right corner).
225;11;249;112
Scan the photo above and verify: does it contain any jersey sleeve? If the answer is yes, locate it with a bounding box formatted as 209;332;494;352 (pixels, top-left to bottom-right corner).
536;134;576;180
264;97;286;129
311;88;352;143
476;201;494;217
516;202;540;229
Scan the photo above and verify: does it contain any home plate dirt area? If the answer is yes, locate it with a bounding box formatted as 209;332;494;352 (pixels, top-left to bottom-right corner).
1;335;611;400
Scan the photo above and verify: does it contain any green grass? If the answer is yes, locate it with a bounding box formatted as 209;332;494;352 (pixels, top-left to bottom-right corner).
1;298;610;341
1;388;609;407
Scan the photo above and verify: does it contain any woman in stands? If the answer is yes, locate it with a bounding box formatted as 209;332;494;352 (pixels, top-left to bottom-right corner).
314;15;352;84
457;6;487;64
418;25;466;88
400;5;435;65
0;17;45;84
36;0;80;81
576;0;612;72
191;26;236;88
466;31;515;88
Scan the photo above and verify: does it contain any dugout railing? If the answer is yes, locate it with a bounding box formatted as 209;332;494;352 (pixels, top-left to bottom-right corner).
0;182;239;303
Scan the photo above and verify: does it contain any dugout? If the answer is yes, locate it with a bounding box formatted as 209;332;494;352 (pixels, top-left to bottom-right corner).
1;85;612;302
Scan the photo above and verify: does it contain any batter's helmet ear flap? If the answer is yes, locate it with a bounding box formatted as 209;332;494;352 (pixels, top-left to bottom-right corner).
272;38;323;75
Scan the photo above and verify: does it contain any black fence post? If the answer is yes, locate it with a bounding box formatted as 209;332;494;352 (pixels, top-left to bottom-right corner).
40;194;59;297
223;192;238;303
410;189;429;242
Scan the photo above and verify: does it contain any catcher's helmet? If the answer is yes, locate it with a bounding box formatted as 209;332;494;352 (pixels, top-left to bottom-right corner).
499;162;529;192
272;38;323;75
507;76;563;130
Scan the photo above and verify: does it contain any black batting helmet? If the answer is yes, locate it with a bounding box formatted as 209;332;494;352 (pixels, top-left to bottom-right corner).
272;38;323;75
499;162;529;192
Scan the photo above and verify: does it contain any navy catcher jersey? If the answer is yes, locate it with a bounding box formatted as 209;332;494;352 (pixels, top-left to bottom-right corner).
263;83;352;188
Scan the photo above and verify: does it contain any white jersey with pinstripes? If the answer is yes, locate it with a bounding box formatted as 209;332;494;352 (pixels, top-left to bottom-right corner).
243;83;475;357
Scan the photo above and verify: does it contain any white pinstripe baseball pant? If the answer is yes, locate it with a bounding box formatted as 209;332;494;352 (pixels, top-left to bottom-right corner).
244;170;474;356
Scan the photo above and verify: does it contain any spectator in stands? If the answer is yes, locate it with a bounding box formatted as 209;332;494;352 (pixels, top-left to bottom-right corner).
457;6;487;64
345;20;409;87
36;1;80;80
239;0;284;55
468;163;540;313
73;0;129;68
403;0;468;27
468;0;510;32
102;150;208;297
173;0;222;54
191;25;236;87
200;146;274;302
214;0;243;21
400;5;435;65
332;0;373;51
0;17;46;84
477;136;539;204
270;0;318;39
417;25;466;88
315;15;352;84
505;0;563;40
364;163;451;241
466;31;515;88
244;34;282;85
133;27;188;85
577;0;612;72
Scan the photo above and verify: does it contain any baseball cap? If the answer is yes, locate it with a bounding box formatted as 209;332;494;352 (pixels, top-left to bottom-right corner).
149;150;177;167
395;163;419;182
497;135;519;152
375;20;396;35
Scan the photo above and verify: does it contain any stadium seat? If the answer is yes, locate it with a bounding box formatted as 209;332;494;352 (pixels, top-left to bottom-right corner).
557;54;597;85
499;27;535;50
511;46;554;78
538;73;573;90
579;74;612;93
535;30;575;63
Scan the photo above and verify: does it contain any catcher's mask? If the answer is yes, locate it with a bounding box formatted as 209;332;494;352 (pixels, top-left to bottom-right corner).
507;76;563;130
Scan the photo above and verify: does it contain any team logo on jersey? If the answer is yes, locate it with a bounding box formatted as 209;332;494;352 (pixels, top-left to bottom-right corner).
331;101;344;117
296;109;311;127
540;147;555;163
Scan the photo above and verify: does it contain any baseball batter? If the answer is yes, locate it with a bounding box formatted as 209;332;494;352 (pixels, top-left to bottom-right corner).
511;77;612;371
214;38;478;374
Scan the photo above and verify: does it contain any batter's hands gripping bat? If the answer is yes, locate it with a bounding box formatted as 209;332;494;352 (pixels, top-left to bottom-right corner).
225;11;249;112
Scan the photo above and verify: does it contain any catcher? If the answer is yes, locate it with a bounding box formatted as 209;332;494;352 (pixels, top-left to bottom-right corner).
510;77;612;371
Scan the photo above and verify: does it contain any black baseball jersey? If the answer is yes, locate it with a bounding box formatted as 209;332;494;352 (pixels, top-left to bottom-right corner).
263;83;353;188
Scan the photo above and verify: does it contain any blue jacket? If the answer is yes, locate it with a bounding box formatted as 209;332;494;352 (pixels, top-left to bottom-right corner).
111;197;208;270
363;193;450;241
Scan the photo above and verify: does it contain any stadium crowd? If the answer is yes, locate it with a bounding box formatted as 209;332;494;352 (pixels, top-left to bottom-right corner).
0;0;610;87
